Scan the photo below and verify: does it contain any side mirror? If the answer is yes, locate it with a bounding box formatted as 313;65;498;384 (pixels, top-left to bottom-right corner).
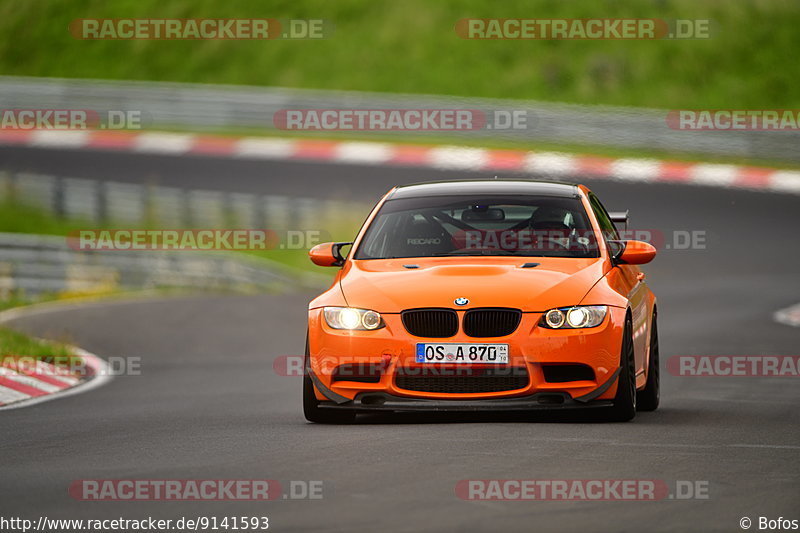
613;240;656;265
309;242;351;267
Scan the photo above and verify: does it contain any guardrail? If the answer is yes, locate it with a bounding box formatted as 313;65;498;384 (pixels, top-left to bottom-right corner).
1;76;797;162
2;171;365;229
0;232;324;296
0;171;362;296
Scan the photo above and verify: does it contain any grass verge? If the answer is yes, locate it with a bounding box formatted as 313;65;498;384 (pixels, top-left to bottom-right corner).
0;327;81;367
1;0;798;109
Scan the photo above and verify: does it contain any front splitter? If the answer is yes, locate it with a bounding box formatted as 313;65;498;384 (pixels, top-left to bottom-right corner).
319;391;614;412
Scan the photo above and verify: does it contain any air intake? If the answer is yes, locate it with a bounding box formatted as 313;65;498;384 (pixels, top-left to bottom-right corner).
395;367;529;393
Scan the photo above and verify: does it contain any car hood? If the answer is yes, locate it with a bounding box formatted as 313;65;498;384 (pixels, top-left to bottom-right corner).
339;256;608;313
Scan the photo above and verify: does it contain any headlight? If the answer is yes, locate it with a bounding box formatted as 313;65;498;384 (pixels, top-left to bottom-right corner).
539;305;607;329
544;309;566;328
323;307;385;331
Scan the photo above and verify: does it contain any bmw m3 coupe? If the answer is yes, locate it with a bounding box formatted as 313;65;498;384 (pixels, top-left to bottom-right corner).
304;180;659;423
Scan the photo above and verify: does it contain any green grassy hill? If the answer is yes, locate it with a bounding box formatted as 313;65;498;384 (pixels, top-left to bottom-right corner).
1;0;798;108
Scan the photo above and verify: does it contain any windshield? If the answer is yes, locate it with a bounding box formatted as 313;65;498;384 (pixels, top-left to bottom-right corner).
354;194;600;259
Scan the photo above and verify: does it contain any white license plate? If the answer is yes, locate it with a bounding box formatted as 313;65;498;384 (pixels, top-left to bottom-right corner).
415;343;509;364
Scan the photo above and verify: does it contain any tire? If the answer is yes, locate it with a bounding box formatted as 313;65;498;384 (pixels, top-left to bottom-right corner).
636;310;660;411
302;337;355;424
605;316;637;422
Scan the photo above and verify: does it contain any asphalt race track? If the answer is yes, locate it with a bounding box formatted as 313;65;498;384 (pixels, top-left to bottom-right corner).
1;146;799;532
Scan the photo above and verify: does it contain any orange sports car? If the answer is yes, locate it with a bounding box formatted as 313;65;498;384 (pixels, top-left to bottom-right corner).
304;180;658;423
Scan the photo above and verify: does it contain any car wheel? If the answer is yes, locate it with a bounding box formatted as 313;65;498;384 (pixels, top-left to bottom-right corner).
606;316;637;422
636;310;660;411
302;337;356;424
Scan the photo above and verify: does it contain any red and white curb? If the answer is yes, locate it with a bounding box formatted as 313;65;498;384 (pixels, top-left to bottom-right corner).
774;303;800;328
0;304;112;410
0;348;111;410
1;129;799;195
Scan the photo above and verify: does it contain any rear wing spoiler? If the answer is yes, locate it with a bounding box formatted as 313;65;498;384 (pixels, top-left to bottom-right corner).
609;210;629;231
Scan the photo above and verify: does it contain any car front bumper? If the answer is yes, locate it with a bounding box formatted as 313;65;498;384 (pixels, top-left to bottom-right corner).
307;305;627;407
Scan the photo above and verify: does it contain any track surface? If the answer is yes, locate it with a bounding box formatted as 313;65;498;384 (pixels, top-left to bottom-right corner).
1;147;799;532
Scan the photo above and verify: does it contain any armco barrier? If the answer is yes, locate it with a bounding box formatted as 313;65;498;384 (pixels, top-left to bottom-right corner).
1;76;797;162
0;232;326;296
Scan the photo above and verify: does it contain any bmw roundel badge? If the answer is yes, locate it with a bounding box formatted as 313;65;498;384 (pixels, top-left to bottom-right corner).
454;297;469;306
